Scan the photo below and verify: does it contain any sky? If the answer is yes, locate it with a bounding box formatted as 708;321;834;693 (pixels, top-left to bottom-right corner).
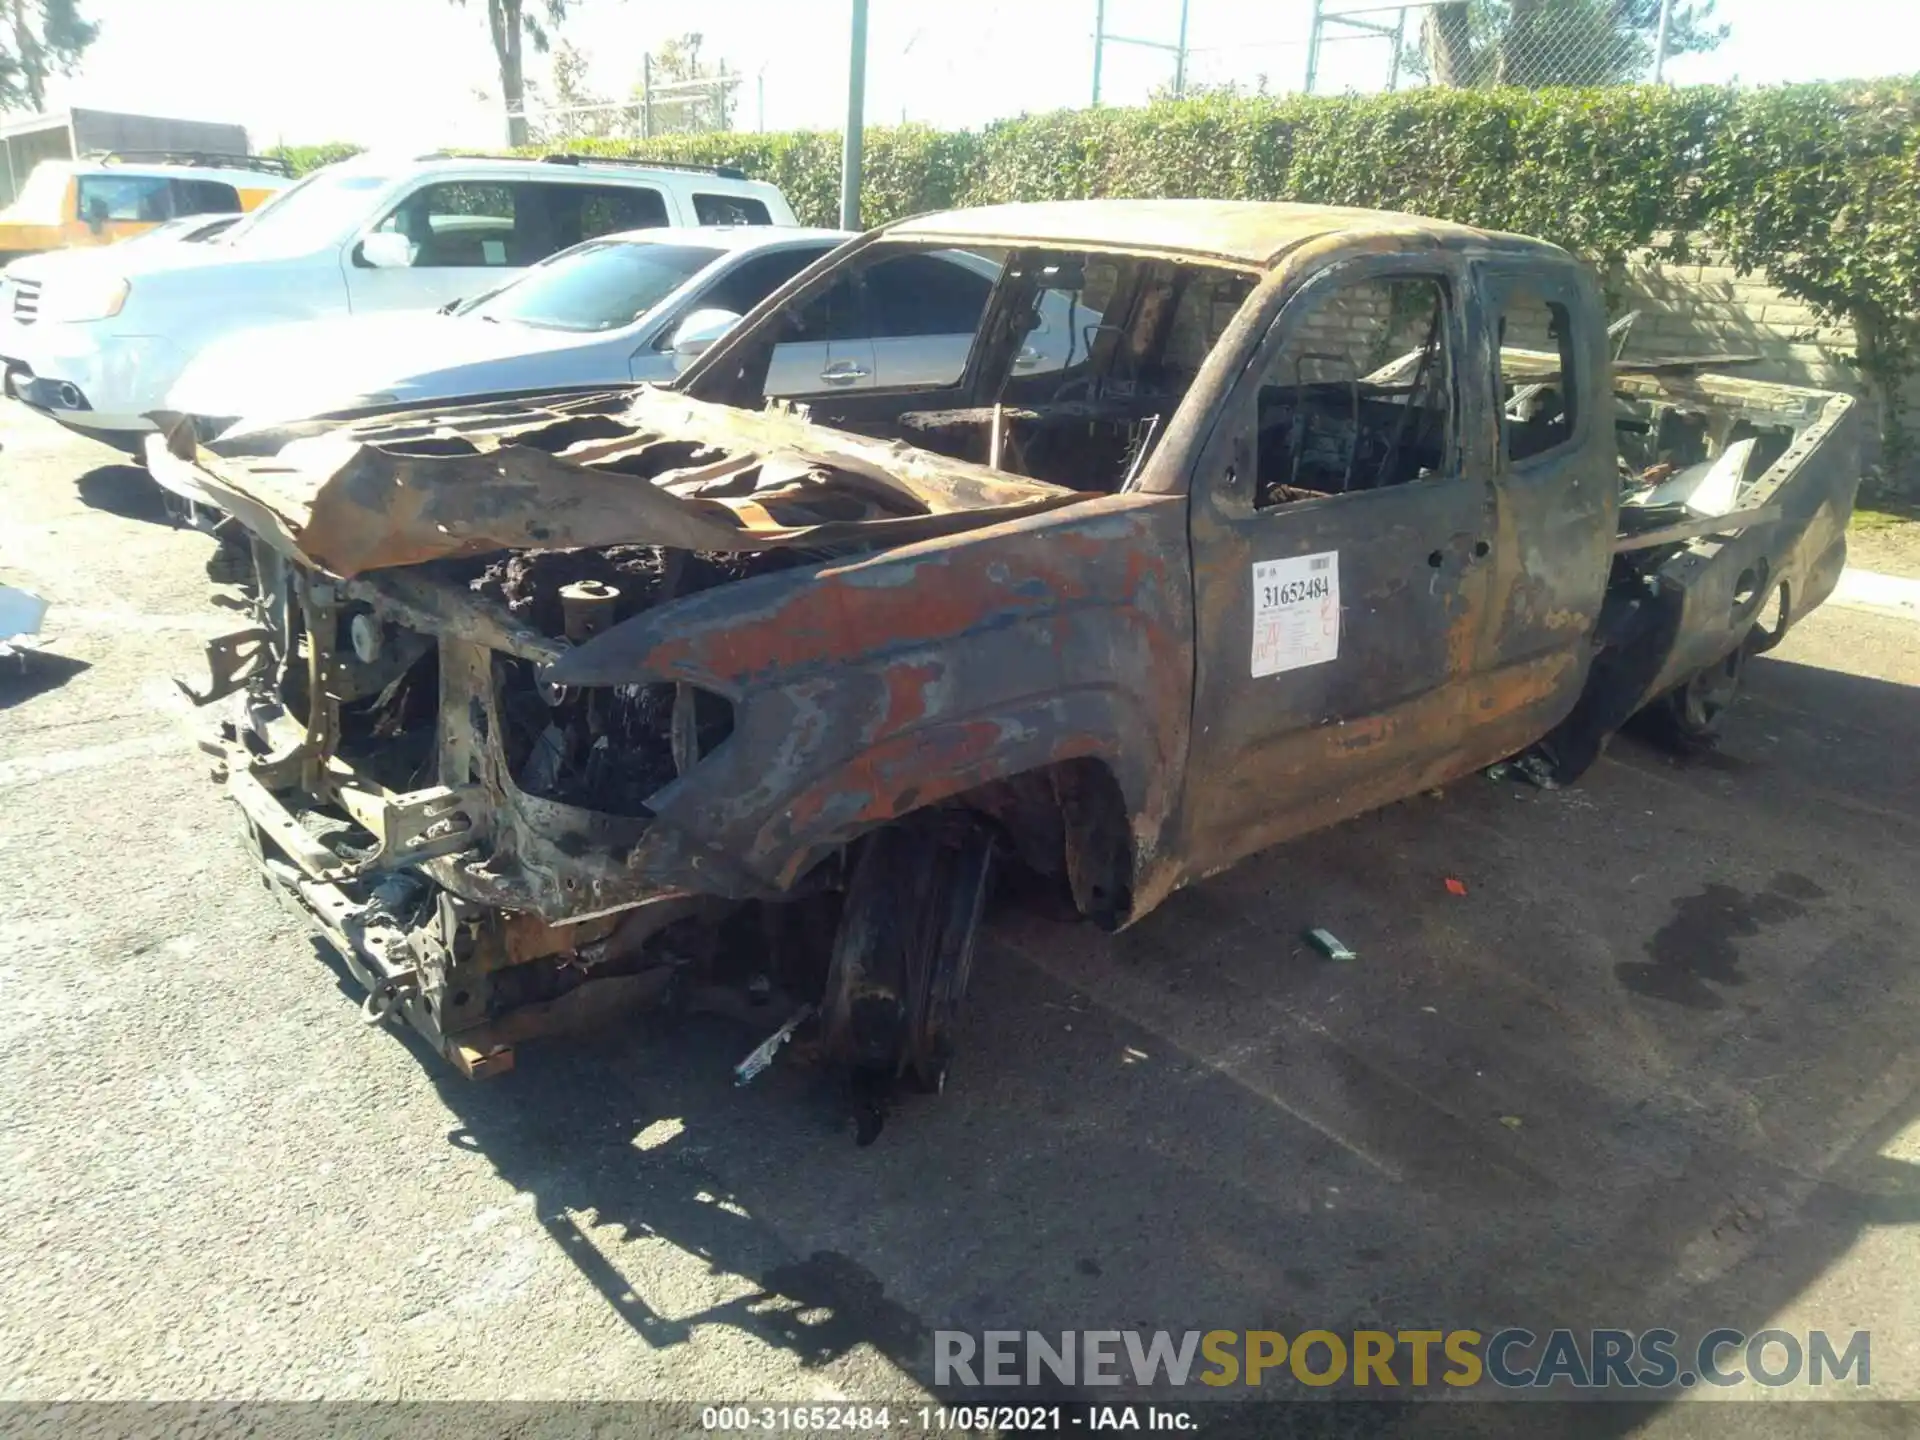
33;0;1920;152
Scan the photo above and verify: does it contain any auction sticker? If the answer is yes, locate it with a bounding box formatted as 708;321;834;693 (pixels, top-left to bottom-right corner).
1251;550;1340;676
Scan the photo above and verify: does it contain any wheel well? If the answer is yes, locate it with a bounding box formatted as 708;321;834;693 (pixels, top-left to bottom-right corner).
945;757;1135;931
1747;578;1792;654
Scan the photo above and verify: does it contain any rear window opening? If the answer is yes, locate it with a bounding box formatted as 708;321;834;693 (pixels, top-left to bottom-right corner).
1499;285;1580;463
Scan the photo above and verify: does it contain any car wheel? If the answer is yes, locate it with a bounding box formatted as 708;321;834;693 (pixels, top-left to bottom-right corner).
1645;643;1746;748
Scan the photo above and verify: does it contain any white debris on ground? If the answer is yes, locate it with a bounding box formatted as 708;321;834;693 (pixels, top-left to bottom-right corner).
0;584;48;658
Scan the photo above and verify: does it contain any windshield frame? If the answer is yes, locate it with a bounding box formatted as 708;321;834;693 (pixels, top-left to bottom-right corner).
678;230;1265;495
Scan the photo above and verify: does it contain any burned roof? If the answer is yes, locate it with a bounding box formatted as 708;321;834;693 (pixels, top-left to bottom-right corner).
886;198;1545;269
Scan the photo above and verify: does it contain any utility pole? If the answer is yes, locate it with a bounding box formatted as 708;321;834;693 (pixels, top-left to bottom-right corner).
1092;0;1105;105
1651;0;1675;82
1305;0;1323;94
1173;0;1190;97
840;0;869;230
641;53;654;140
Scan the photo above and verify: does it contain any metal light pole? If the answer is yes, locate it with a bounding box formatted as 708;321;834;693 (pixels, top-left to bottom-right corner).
1305;0;1324;94
1651;0;1675;82
1092;0;1105;105
840;0;869;230
1172;0;1190;97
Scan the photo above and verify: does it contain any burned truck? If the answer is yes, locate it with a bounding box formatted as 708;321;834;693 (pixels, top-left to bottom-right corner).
150;200;1859;1126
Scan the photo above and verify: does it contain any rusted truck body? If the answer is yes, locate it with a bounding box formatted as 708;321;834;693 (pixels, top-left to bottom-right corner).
150;200;1859;1116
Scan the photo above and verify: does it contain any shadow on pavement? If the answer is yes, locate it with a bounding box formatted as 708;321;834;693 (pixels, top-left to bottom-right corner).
75;463;169;524
306;649;1918;1433
0;650;90;709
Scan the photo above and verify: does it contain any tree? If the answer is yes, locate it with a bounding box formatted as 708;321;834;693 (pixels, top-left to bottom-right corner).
527;39;622;144
636;33;736;137
451;0;572;147
1;0;98;114
1412;0;1726;89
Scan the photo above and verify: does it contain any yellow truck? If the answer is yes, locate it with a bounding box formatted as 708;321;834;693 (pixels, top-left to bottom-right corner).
0;152;294;263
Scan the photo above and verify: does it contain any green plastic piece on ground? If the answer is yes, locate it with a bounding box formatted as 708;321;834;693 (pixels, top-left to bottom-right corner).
1304;927;1356;961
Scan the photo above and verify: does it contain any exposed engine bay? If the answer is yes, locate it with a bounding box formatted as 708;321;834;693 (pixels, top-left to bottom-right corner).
153;386;1119;1139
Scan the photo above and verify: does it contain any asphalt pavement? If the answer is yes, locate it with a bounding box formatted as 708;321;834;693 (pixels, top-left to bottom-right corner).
3;403;1919;1434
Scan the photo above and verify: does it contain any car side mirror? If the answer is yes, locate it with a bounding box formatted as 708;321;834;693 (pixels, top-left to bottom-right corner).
85;198;108;235
667;307;743;370
356;231;414;270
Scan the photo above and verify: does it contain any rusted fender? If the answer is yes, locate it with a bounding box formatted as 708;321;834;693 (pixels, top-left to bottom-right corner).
547;492;1195;896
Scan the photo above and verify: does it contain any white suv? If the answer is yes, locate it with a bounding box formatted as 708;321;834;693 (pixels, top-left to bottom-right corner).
0;151;794;451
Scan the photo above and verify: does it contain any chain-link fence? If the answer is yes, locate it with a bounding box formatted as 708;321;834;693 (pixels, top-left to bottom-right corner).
467;0;1839;147
1305;0;1717;94
518;76;743;148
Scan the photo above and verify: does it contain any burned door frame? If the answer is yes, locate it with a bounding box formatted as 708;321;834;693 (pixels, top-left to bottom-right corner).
1472;258;1617;754
1172;243;1504;884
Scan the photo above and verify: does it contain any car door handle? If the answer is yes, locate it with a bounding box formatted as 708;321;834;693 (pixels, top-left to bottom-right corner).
820;361;870;384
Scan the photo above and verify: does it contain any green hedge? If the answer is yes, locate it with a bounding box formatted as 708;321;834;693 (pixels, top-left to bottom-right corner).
264;141;365;175
280;83;1920;483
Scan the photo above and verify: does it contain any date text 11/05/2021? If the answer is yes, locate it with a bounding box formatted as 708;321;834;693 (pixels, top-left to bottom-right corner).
701;1407;1195;1432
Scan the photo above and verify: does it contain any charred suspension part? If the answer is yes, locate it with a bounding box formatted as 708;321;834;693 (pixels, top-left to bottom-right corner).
820;812;998;1144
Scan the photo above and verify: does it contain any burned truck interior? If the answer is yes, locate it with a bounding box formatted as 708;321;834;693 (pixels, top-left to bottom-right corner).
150;205;1860;1143
696;241;1259;495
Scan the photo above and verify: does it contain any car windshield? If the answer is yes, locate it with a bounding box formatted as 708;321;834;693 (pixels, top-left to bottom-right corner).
466;239;724;332
223;170;391;250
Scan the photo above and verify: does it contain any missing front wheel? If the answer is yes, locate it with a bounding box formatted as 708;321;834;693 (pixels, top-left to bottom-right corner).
819;813;996;1143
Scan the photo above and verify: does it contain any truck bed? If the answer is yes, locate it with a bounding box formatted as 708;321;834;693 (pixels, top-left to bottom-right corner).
1506;356;1859;778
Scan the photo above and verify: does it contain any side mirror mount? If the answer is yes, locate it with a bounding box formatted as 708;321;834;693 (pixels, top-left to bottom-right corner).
667;307;743;370
356;231;414;270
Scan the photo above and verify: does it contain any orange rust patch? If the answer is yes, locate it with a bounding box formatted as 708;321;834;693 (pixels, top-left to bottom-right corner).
650;519;1161;683
880;660;945;735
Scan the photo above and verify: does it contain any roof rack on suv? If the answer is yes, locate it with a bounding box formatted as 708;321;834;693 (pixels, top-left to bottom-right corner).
91;150;296;178
540;153;748;182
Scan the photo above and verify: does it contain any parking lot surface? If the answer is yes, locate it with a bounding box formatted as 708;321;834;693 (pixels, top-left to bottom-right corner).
3;403;1919;1432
